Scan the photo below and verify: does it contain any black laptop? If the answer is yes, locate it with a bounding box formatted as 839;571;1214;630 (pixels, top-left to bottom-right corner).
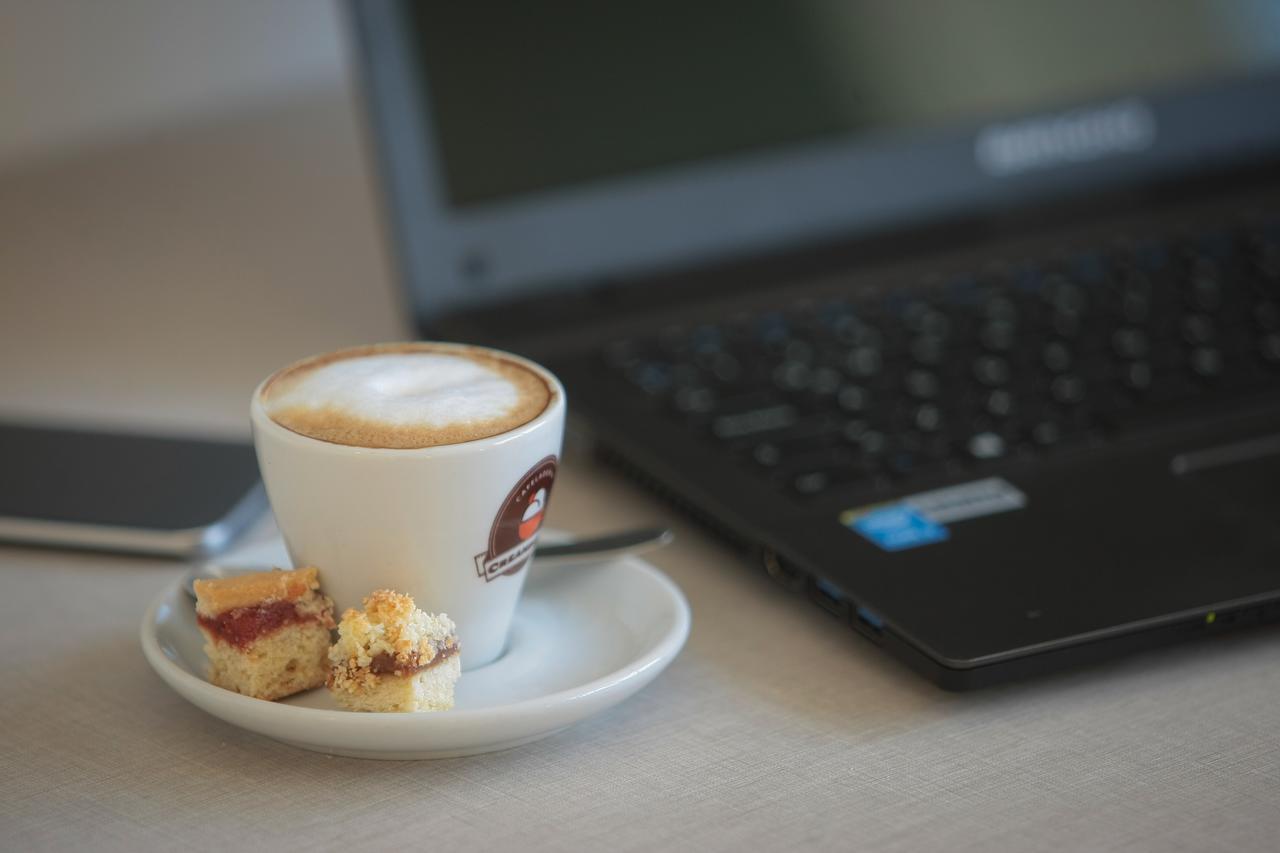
350;1;1280;688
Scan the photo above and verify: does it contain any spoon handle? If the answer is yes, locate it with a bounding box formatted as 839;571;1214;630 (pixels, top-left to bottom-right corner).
535;527;673;563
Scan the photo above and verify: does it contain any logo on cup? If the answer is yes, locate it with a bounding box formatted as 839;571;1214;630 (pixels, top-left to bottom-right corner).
474;455;558;582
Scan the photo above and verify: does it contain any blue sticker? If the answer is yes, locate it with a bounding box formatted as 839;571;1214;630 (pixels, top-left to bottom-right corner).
849;504;949;551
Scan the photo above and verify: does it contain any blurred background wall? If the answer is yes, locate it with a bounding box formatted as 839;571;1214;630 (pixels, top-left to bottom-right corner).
0;0;406;439
0;0;346;170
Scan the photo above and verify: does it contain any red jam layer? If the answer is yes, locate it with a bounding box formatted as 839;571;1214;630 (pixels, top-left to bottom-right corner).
368;644;459;676
198;600;319;649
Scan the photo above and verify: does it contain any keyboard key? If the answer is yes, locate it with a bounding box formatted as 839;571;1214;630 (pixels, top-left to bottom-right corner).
808;366;843;395
902;301;940;334
772;361;811;391
844;346;883;378
1186;260;1224;311
1013;267;1045;294
837;384;871;413
856;429;887;456
974;355;1011;386
841;418;871;441
1071;251;1109;284
884;452;917;477
784;339;815;363
1044;276;1087;313
904;369;940;399
689;324;723;352
967;431;1006;460
1042;341;1073;373
1189;347;1224;378
674;386;715;414
702;390;781;416
985;388;1016;418
1119;287;1152;323
979;320;1017;351
1030;420;1062;447
670;364;701;388
705;352;742;383
1111;328;1149;360
910;335;947;365
792;471;830;495
1051;374;1087;405
1049;311;1083;338
776;447;876;496
657;325;693;355
627;362;671;395
915;309;950;338
755;313;789;346
983;295;1019;323
752;443;782;467
1122;360;1153;391
1182;314;1215;345
913;403;942;432
711;404;799;440
885;433;946;478
834;319;882;348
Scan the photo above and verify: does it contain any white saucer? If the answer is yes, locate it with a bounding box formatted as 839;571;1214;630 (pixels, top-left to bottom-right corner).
140;542;690;760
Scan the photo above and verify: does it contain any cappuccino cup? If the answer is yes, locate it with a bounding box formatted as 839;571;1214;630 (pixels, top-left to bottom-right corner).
250;342;566;668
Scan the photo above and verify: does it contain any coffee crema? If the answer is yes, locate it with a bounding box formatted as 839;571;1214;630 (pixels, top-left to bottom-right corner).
260;343;552;449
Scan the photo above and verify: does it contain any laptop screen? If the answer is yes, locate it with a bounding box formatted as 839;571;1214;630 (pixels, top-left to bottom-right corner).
355;0;1280;320
412;1;1280;210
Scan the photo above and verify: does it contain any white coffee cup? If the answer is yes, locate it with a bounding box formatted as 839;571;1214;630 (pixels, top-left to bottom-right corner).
250;343;566;668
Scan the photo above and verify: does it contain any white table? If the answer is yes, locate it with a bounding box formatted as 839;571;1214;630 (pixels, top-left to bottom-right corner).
2;90;1278;853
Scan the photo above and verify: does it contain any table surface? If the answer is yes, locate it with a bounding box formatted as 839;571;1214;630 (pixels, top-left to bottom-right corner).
2;90;1278;853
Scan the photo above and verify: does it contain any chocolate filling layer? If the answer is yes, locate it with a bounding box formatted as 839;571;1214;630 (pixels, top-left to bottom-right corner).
198;600;325;649
368;643;459;677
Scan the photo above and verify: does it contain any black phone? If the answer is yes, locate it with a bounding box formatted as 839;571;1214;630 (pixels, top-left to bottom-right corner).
0;422;265;557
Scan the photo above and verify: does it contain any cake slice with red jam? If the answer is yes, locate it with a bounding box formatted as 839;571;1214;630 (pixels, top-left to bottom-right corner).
193;567;335;701
327;589;460;712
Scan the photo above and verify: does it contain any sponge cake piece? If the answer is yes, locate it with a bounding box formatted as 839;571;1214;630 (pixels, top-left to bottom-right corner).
194;567;335;701
327;589;460;712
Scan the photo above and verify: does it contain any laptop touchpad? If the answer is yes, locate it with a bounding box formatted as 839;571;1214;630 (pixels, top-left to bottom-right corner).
1172;434;1280;517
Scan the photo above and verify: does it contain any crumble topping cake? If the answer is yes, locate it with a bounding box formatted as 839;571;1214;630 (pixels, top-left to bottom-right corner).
327;589;460;712
194;567;335;701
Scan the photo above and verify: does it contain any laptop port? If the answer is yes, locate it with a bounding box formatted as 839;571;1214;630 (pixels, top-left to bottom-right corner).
809;576;849;618
853;605;886;644
762;548;806;591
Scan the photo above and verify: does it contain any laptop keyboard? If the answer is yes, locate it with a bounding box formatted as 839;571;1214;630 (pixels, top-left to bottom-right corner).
602;216;1280;499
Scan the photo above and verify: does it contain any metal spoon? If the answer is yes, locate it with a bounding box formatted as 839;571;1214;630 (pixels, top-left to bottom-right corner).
181;526;673;599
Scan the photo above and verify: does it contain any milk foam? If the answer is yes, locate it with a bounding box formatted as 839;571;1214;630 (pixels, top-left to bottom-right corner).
265;353;519;428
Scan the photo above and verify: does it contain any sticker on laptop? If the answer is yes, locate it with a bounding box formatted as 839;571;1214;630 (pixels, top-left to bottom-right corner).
839;477;1026;551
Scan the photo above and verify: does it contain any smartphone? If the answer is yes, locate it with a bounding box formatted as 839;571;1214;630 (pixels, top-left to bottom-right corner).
0;422;266;557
